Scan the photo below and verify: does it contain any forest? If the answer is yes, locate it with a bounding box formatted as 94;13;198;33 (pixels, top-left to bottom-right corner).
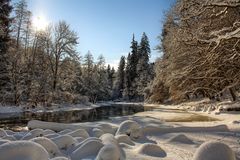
1;0;240;106
0;0;154;105
0;1;240;160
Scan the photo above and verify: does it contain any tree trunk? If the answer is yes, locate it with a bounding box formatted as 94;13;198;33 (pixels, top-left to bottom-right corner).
229;88;237;101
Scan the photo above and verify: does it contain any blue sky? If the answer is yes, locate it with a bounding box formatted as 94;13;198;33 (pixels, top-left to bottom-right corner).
23;0;175;67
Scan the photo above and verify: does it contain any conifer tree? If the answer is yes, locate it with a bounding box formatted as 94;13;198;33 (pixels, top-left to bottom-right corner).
0;0;12;103
136;32;151;101
113;56;125;99
124;35;139;100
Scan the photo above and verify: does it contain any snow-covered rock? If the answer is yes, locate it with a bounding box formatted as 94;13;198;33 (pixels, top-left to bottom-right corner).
70;140;104;160
13;132;25;140
115;134;135;146
167;134;195;144
67;129;89;138
59;129;73;135
43;129;56;135
96;123;116;134
0;141;49;160
74;137;85;143
96;143;120;160
92;128;104;137
69;137;101;153
0;139;10;145
0;129;7;137
45;133;61;139
21;128;44;140
50;157;69;160
5;130;15;135
100;133;126;160
135;143;167;158
193;141;236;160
51;135;77;150
2;135;16;141
30;137;62;158
116;120;142;140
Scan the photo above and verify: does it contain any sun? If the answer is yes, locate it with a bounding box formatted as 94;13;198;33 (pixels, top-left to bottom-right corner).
32;16;48;31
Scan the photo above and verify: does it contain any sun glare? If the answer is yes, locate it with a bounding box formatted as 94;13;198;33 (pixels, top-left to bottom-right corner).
32;16;48;31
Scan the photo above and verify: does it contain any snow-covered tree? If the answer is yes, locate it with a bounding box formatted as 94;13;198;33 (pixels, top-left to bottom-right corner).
0;0;12;103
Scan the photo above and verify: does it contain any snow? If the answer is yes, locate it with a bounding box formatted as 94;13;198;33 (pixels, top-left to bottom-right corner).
0;141;49;160
116;120;143;140
70;140;104;160
0;101;239;159
193;141;236;160
167;134;195;144
51;135;77;150
135;143;167;158
91;128;104;137
67;129;89;138
115;134;135;146
30;137;63;158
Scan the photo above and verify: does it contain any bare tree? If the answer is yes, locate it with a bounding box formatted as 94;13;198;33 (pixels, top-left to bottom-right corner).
50;21;78;91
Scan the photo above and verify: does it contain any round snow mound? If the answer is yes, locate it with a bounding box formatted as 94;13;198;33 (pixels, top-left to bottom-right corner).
116;120;142;140
67;129;89;138
0;141;49;160
70;140;104;160
96;144;121;160
51;135;77;150
193;141;236;160
92;128;104;138
167;134;195;144
31;137;62;158
50;157;68;160
136;143;167;158
115;134;135;146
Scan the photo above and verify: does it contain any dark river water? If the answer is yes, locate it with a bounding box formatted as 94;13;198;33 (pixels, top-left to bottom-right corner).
0;103;144;131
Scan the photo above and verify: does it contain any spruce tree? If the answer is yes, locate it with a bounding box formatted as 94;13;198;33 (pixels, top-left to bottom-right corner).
136;32;151;101
107;64;115;91
124;34;139;100
113;56;125;99
0;0;12;103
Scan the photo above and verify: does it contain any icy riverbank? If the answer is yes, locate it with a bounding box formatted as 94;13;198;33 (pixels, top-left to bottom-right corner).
0;101;239;159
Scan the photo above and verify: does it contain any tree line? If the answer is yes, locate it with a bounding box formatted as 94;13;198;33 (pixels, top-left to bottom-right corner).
0;0;117;105
0;0;154;105
147;0;240;103
113;33;154;102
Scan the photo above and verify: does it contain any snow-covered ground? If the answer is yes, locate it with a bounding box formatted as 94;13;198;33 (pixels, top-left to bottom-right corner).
0;100;239;160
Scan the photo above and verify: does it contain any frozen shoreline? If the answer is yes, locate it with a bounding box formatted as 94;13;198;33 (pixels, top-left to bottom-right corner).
0;101;239;159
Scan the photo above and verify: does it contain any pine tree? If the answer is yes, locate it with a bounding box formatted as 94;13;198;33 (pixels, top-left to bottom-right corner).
107;64;115;91
113;56;125;99
124;34;139;100
96;55;110;101
136;32;151;101
0;0;12;103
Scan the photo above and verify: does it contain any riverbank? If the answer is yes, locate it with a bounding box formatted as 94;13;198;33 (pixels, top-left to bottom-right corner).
0;102;144;129
0;101;239;159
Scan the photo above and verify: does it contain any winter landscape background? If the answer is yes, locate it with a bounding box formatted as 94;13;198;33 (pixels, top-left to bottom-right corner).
0;0;240;160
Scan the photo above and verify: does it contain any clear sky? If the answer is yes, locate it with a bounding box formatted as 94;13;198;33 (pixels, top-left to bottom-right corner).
23;0;175;68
